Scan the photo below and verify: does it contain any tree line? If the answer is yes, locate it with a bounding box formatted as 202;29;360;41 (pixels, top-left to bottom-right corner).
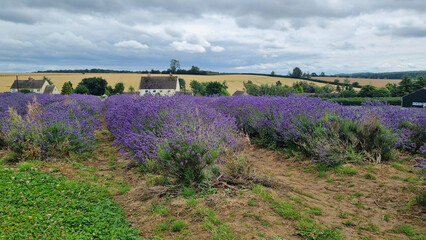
61;77;128;96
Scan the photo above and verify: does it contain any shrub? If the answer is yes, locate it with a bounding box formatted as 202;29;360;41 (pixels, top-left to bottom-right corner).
0;94;100;160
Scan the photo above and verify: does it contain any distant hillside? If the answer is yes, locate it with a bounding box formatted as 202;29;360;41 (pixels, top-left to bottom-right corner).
333;71;426;79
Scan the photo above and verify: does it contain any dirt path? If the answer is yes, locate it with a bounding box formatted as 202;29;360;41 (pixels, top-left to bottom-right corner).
11;127;424;239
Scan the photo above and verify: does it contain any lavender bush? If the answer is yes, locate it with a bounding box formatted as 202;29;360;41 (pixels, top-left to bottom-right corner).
0;93;101;160
210;95;424;166
105;95;243;184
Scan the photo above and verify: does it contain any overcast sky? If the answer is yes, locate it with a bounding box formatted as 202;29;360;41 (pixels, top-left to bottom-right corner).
1;0;426;74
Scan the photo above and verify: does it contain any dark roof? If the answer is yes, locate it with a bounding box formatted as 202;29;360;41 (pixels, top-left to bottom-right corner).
11;79;47;89
43;85;56;94
139;76;178;90
232;90;246;96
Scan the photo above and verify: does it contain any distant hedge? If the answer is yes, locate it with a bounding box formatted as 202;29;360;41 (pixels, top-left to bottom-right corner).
325;97;402;106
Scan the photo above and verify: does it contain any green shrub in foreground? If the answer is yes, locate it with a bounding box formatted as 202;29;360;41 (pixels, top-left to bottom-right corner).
0;167;141;239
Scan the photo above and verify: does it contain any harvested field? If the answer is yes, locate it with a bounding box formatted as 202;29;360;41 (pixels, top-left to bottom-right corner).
315;77;401;87
0;73;326;94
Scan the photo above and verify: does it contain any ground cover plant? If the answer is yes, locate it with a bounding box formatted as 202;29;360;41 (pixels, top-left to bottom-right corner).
0;165;141;239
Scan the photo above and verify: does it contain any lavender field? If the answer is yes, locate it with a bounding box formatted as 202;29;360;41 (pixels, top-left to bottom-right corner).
1;93;425;239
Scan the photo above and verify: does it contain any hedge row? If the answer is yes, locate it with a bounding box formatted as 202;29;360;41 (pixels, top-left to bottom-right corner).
325;97;402;106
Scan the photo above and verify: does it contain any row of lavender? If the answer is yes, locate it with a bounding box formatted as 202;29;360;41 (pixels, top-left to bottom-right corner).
105;95;425;175
104;95;243;183
209;96;425;165
0;93;101;160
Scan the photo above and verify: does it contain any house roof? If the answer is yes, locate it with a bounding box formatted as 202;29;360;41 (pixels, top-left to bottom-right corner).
232;90;246;96
43;85;56;94
139;76;178;90
11;78;47;89
402;88;426;98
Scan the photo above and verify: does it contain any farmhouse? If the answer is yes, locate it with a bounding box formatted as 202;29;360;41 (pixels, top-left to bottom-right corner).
139;75;180;96
232;90;246;96
10;77;59;94
402;88;426;108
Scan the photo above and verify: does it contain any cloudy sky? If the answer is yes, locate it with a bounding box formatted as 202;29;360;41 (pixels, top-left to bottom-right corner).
1;0;426;74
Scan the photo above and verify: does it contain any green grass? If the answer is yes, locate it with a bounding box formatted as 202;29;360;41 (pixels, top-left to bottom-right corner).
393;224;426;239
391;163;410;172
150;202;170;215
248;199;257;206
295;217;344;240
198;207;235;240
306;207;323;216
0;167;140;239
364;173;376;180
336;166;358;176
170;220;187;232
252;185;301;220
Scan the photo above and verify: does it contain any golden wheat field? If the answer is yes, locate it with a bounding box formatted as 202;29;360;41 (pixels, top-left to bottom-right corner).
314;77;401;87
0;73;328;94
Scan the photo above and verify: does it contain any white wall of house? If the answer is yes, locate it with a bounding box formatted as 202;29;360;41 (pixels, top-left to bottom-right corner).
139;89;176;96
139;79;180;96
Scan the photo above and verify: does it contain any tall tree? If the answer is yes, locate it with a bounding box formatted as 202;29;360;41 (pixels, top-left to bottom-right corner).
78;77;108;95
74;85;90;94
398;75;414;96
61;82;73;95
114;82;125;94
291;67;302;78
170;59;180;74
178;78;186;91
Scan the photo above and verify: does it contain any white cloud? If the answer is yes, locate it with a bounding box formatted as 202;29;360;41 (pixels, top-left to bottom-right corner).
114;40;148;50
170;41;206;53
211;46;225;52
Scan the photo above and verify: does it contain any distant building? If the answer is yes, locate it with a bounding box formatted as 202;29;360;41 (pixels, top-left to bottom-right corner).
232;90;246;96
402;88;426;108
43;85;60;94
10;77;59;94
139;75;180;96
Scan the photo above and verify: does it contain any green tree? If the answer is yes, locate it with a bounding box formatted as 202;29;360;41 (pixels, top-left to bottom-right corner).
320;72;325;77
128;85;135;93
205;81;228;96
293;83;304;93
189;66;200;74
78;77;108;95
271;71;275;76
358;85;376;97
190;80;206;96
170;59;180;74
61;82;73;95
114;82;125;94
373;87;390;97
291;67;303;78
43;76;53;85
339;89;357;98
179;78;186;91
343;78;351;90
74;85;90;94
398;75;414;95
413;76;426;90
276;81;282;86
352;82;360;87
322;84;335;93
